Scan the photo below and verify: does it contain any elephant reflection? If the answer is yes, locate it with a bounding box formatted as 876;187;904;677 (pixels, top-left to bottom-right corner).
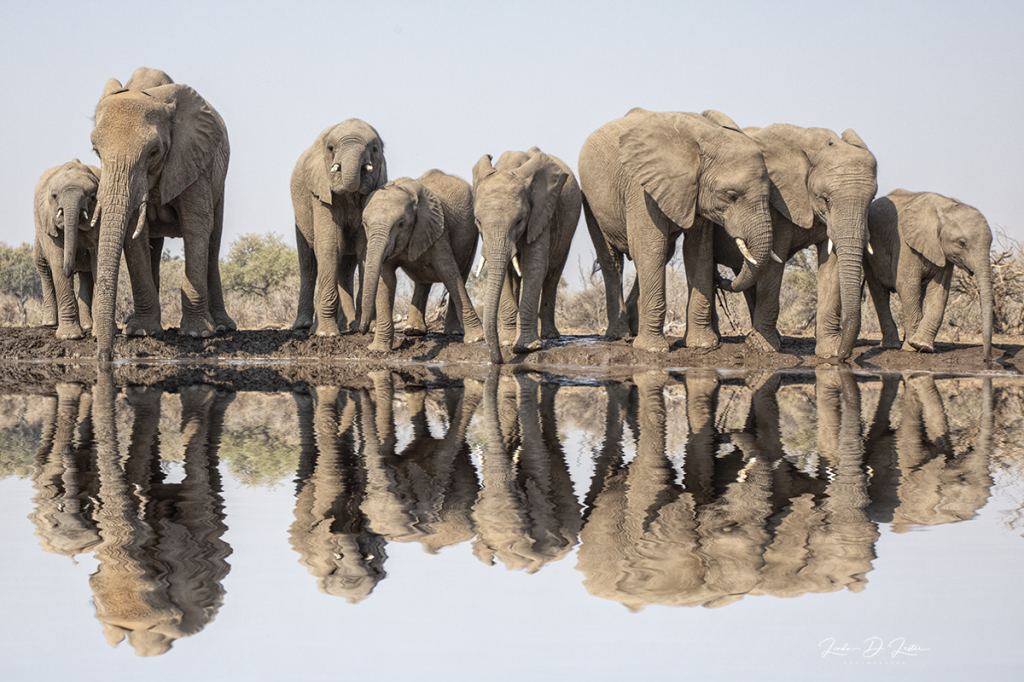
34;374;233;657
864;373;994;530
577;368;878;610
289;373;482;601
472;371;582;572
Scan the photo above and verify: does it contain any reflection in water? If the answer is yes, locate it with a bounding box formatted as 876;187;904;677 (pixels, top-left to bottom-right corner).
27;372;232;656
16;366;1006;640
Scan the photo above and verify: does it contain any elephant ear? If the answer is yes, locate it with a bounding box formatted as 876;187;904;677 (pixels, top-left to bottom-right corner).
618;111;700;229
841;129;868;150
701;109;742;132
516;151;568;244
154;84;226;205
750;125;815;229
900;194;946;267
472;154;495;188
409;184;445;262
99;78;125;100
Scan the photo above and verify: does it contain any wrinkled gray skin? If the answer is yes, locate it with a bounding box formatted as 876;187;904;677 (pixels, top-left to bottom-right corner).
714;124;877;359
579;109;774;352
90;67;234;361
359;170;483;352
291;119;387;335
864;190;994;360
473;147;581;364
33;160;99;339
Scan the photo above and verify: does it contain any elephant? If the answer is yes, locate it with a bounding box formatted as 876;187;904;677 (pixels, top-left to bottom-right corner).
579;108;774;353
90;67;234;361
359;170;483;352
472;147;581;364
864;190;994;360
291;118;388;335
712;124;878;358
32;160;100;339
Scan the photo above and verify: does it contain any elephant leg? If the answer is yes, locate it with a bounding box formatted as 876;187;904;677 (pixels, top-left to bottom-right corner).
584;200;629;340
51;261;84;340
907;268;952;353
35;244;58;327
443;291;462;335
625;276;639;337
513;240;548;353
206;197;236;331
896;275;925;352
814;244;842;357
368;267;397;352
437;249;483;343
405;282;430;336
746;259;784;352
866;273;900;349
122;226;163;337
78;270;94;331
177;193;217;337
149;237;163;296
498;268;519;346
539;269;562;340
311;204;343;336
338;254;358;332
681;226;718;350
293;224;316;330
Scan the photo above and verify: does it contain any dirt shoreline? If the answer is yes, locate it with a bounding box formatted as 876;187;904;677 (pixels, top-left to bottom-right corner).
0;326;1019;392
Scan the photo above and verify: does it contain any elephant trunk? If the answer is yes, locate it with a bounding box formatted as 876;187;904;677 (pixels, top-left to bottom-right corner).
359;230;389;334
720;199;773;293
93;164;145;361
339;144;365;194
973;251;994;361
832;203;869;360
59;190;84;279
483;242;513;365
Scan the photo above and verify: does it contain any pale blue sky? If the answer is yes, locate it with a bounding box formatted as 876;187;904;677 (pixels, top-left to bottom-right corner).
2;0;1021;287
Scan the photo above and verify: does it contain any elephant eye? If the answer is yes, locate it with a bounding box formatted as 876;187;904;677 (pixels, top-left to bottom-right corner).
822;196;830;206
725;190;739;202
327;145;334;153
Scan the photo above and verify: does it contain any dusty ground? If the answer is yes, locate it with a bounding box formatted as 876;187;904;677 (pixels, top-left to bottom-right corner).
0;325;1018;393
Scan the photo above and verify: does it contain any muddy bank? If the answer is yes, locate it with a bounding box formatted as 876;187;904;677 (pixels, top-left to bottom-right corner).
0;326;1018;392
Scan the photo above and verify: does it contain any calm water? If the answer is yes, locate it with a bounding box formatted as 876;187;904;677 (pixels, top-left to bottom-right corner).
1;367;1023;681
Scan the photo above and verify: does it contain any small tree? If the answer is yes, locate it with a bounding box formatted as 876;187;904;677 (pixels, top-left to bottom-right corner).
220;233;299;300
0;242;43;324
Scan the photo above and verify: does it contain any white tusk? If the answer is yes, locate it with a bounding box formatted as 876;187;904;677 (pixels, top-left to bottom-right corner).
474;256;486;278
827;238;834;254
364;163;373;173
736;238;758;266
132;194;148;239
90;204;101;228
80;209;89;222
771;251;783;263
512;255;522;277
331;163;340;173
56;208;64;219
867;242;874;255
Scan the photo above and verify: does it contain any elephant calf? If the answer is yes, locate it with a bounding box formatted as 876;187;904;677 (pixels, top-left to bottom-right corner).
864;189;994;360
32;159;100;339
359;170;483;352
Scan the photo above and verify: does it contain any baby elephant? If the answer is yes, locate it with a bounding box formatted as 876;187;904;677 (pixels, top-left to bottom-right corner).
359;169;484;352
865;189;994;360
33;160;100;339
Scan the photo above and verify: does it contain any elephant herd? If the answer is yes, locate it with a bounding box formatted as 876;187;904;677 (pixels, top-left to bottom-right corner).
33;67;996;363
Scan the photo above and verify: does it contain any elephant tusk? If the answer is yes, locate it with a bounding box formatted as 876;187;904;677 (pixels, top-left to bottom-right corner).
512;255;522;277
331;163;340;173
364;163;373;173
827;238;834;254
90;204;101;228
867;242;874;255
736;238;758;266
771;251;784;264
474;256;486;278
132;194;148;239
56;207;64;220
80;209;89;222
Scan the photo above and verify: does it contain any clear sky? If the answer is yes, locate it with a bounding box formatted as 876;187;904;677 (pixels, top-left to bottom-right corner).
2;0;1021;289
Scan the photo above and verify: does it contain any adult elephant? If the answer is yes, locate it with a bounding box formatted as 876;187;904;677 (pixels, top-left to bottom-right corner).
579;108;774;352
864;190;993;360
472;147;581;364
33;159;99;339
714;124;877;358
291;119;387;335
359;170;483;352
90;67;234;361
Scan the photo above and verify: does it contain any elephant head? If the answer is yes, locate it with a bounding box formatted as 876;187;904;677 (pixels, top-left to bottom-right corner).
748;124;878;359
359;178;445;334
312;119;387;201
619;109;775;293
90;69;228;360
880;190;994;360
42;160;99;278
472;149;568;364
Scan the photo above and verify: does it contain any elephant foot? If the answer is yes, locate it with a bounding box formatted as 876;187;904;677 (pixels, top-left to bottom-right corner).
213;312;237;332
179;315;215;339
292;314;313;330
499;326;518;347
746;328;781;353
634;332;671;353
463;327;484;344
313;319;342;336
880;335;901;349
604;320;630;341
368;339;394;353
42;315;58;327
403;325;427;337
815;335;842;358
683;328;720;350
513;333;543;354
124;314;163;337
907;337;935;353
56;323;85;340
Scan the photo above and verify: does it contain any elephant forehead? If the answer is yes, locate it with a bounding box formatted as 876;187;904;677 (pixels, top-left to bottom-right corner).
327;120;381;145
365;185;413;216
94;97;168;142
474;172;527;204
